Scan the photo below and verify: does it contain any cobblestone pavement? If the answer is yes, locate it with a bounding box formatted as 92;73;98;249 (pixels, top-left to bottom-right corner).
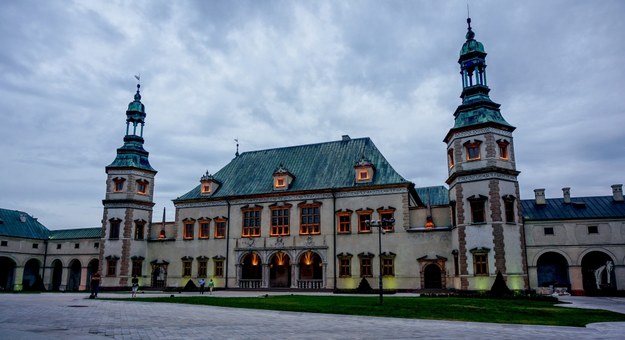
0;292;624;339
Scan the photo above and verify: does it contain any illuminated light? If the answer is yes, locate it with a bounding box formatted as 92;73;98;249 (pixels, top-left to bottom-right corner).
275;252;286;266
507;276;523;290
251;253;259;266
474;276;491;291
424;217;435;229
304;251;314;265
383;276;397;289
159;230;166;239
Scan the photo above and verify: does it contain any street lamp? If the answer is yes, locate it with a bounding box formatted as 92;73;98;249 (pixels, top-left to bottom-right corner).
366;217;395;304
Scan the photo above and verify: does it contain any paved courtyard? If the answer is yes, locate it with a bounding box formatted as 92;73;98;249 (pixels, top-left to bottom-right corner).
0;291;624;339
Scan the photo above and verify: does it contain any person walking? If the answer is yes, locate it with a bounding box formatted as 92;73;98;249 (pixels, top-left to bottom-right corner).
90;271;101;298
198;278;206;295
208;278;215;295
131;275;139;298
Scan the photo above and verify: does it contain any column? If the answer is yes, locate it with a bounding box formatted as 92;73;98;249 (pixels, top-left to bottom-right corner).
568;265;584;295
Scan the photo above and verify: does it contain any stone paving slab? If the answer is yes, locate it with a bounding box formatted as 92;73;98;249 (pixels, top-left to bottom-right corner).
0;292;624;339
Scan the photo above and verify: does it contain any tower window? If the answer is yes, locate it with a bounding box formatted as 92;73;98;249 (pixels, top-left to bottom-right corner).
109;219;121;239
474;254;488;275
113;178;126;192
464;140;482;161
497;140;510;160
447;148;455;168
136;180;148;194
135;220;145;240
468;195;487;224
503;195;516;223
132;258;143;277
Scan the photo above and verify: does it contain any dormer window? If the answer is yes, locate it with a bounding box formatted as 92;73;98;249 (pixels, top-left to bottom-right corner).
464;140;482;161
497;139;510;160
113;177;126;192
272;164;294;191
354;156;374;183
136;179;148;194
200;171;221;195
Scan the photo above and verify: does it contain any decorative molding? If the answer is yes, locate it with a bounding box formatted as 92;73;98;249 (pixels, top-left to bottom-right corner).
107;169;156;177
453;172;518;185
449;127;513;141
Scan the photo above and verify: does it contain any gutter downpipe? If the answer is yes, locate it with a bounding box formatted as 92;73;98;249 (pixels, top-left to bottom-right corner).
225;199;231;289
332;190;337;291
42;239;49;289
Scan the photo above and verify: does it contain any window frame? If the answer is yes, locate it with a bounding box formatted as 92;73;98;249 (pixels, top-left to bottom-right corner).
136;179;149;195
447;148;455;168
197;259;208;278
337;212;352;234
588;225;599;234
109;219;121;239
544;227;554;235
377;208;395;232
214;218;226;239
299;204;321;235
183;220;195;240
468;196;487;224
497;140;510;160
182;260;192;277
338;254;352;277
134;220;145;240
131;259;143;277
357;210;373;233
199;219;211;239
113;177;126;192
382;256;395;277
242;208;262;237
465;140;482;161
358;254;374;278
270;206;291;236
214;258;224;277
106;259;117;277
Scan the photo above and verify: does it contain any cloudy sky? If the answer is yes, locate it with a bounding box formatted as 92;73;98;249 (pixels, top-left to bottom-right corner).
1;1;623;230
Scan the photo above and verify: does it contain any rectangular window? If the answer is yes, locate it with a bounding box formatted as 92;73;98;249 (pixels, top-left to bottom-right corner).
199;221;210;239
94;242;99;249
339;258;351;277
300;205;320;235
114;179;125;192
215;220;226;238
107;260;117;276
109;220;120;239
447;148;455;168
1;240;8;247
137;180;148;194
588;225;598;234
470;200;486;224
271;207;290;236
465;141;481;161
544;227;554;235
358;170;369;180
474;254;488;275
504;200;515;223
198;260;207;278
497;140;510;160
337;213;351;234
32;243;39;249
382;257;394;276
360;257;372;277
379;210;395;232
182;261;192;277
184;222;194;239
275;177;286;188
135;222;145;240
74;243;80;249
214;260;224;277
56;244;61;249
131;260;142;277
358;211;372;233
242;209;261;237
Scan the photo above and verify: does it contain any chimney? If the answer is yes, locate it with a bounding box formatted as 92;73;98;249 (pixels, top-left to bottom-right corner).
534;189;546;205
562;187;571;204
342;135;351;141
612;184;624;202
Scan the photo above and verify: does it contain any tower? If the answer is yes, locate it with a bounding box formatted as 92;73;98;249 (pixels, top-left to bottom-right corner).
100;83;156;288
444;18;527;290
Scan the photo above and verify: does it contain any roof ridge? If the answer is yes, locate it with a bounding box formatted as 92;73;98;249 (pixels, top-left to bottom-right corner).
237;137;370;156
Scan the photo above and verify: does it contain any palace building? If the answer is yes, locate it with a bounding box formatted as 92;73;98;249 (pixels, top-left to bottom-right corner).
1;19;623;295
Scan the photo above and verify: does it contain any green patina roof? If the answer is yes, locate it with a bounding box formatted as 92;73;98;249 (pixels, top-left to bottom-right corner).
460;39;485;56
453;105;512;129
415;186;449;206
0;208;50;239
521;196;625;221
175;137;409;201
107;142;156;172
49;227;102;240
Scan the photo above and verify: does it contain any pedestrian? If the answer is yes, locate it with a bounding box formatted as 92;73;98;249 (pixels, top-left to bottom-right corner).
198;278;206;295
208;278;214;295
90;271;101;298
131;275;139;298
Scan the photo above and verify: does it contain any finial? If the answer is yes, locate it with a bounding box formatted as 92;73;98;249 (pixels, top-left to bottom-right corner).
134;74;142;100
234;138;240;157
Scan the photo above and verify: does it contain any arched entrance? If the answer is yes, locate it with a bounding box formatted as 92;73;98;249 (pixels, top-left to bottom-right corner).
22;258;41;291
536;252;570;289
86;259;99;291
423;264;442;289
240;252;262;288
51;260;63;291
582;251;615;296
269;252;291;288
67;259;82;291
0;257;16;291
298;251;322;289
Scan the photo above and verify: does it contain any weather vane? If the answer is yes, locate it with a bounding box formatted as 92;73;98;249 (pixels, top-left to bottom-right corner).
234;138;240;157
134;74;141;86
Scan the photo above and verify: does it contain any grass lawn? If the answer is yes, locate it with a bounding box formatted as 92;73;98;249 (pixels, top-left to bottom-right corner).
113;295;625;327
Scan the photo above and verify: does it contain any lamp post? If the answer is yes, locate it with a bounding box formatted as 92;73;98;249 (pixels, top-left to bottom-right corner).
366;218;395;304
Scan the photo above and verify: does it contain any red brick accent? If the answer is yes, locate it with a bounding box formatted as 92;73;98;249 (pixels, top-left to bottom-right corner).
402;192;410;228
488;180;502;222
119;208;133;286
453;139;464;171
99;209;108;273
492;223;507;274
455;185;469;289
515;182;529;288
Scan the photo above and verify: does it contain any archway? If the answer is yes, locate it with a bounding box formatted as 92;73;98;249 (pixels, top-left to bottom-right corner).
51;260;63;291
582;251;615;296
299;251;322;280
0;257;16;291
67;259;82;291
423;264;442;289
269;252;291;288
536;252;570;289
22;259;41;291
86;259;99;291
241;253;262;280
